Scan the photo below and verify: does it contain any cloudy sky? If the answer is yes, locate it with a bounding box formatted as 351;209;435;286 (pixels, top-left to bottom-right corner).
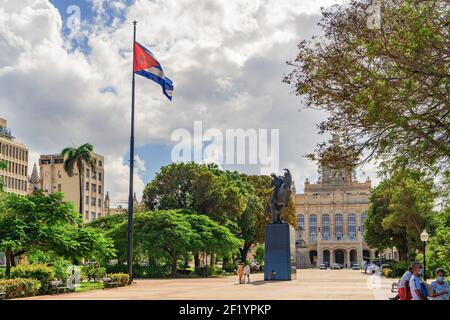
0;0;379;204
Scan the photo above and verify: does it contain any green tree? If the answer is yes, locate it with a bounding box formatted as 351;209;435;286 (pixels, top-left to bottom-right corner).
143;163;247;264
105;210;241;277
417;207;450;277
61;143;96;216
285;0;449;172
365;168;437;260
143;162;246;223
0;192;115;277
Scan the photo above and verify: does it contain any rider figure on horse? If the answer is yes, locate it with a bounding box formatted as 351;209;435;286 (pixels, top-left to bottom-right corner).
268;169;292;224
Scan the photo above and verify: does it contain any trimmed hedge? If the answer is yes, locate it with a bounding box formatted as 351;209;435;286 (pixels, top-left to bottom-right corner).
106;273;129;286
11;263;55;294
0;278;41;299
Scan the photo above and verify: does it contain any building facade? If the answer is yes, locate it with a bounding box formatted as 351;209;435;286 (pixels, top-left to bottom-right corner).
39;152;105;222
295;146;377;268
0;117;29;195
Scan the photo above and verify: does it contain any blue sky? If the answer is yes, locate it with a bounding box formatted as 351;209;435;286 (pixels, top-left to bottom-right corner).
49;0;175;185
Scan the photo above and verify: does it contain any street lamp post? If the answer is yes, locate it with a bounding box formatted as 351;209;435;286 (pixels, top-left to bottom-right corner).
420;229;429;281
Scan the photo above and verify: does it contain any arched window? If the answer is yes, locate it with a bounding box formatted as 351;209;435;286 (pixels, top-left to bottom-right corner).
348;213;356;240
335;213;343;240
322;214;330;240
296;214;304;229
361;213;367;235
309;214;317;242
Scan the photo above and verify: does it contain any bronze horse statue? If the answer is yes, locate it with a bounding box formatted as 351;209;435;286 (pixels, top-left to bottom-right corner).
268;168;292;224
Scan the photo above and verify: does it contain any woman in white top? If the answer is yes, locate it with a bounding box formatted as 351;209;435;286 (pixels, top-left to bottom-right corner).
409;262;427;300
430;268;450;300
243;265;251;284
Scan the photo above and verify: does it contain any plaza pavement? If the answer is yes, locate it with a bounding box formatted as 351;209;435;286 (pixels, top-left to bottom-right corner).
21;269;394;300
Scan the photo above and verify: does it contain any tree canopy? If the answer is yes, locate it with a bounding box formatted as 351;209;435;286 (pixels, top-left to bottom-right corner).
0;192;115;277
285;0;449;172
100;210;241;276
364;168;438;260
142;163;294;262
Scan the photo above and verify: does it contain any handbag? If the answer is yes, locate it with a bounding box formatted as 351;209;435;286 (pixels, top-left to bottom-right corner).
419;281;429;298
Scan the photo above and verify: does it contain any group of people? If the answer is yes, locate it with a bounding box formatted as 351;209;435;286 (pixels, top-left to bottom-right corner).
237;262;251;284
392;262;449;300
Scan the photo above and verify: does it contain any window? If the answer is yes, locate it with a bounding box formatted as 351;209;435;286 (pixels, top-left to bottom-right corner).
335;213;343;240
90;212;96;221
98;172;102;182
57;184;61;192
91;170;97;179
86;182;89;191
98;199;102;207
85;196;89;205
296;214;304;229
322;214;330;240
98;185;102;194
91;183;97;193
99;160;103;167
348;213;357;240
86;168;90;177
309;214;317;242
91;197;96;206
361;213;367;235
85;211;89;221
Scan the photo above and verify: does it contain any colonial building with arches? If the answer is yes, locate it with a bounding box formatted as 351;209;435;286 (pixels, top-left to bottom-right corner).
295;142;377;268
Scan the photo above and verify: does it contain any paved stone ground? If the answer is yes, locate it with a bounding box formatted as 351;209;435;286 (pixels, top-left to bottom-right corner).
21;269;395;300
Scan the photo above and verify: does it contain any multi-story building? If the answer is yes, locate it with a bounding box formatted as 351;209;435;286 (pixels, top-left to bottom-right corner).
295;139;379;268
0;117;29;195
39;152;105;222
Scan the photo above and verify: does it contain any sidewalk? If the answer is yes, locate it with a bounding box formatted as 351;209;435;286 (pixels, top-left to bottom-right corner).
21;269;387;300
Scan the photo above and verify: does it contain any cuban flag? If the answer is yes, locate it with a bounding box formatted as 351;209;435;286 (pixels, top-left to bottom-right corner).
133;41;173;101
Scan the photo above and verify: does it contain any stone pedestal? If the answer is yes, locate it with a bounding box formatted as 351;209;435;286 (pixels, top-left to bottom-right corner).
297;247;312;269
264;223;297;281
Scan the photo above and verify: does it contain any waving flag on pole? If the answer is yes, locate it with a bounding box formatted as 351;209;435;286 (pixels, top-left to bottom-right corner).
133;41;173;101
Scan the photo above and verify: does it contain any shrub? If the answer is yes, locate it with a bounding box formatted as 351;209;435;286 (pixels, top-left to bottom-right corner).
383;268;393;278
194;266;218;277
105;263;170;278
10;263;55;293
82;263;106;281
0;278;41;299
223;262;237;273
50;259;72;283
106;273;129;286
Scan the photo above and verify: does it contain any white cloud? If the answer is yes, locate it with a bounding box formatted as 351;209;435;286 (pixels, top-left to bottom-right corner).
1;0;379;204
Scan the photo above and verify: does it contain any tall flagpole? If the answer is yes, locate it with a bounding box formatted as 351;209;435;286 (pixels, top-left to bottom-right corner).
127;20;137;282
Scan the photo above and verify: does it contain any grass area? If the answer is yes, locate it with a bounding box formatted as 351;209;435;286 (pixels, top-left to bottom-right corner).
75;281;104;293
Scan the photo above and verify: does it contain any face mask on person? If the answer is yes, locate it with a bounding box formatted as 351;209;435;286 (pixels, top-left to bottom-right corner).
437;276;445;282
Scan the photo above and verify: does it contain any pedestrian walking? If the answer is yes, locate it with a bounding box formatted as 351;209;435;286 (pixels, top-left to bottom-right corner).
244;264;251;284
237;262;244;284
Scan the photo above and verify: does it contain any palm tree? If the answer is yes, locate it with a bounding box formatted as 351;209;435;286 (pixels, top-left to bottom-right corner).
61;143;96;216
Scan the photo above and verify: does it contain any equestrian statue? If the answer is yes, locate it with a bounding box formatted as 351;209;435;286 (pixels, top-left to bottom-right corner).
268;168;292;224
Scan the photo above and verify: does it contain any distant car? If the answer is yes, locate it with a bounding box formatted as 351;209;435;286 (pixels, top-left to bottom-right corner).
352;264;360;270
331;263;340;270
366;263;380;274
319;263;327;270
339;264;344;269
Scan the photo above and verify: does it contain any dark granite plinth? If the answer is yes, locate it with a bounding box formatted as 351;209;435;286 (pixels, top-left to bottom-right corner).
264;223;297;281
